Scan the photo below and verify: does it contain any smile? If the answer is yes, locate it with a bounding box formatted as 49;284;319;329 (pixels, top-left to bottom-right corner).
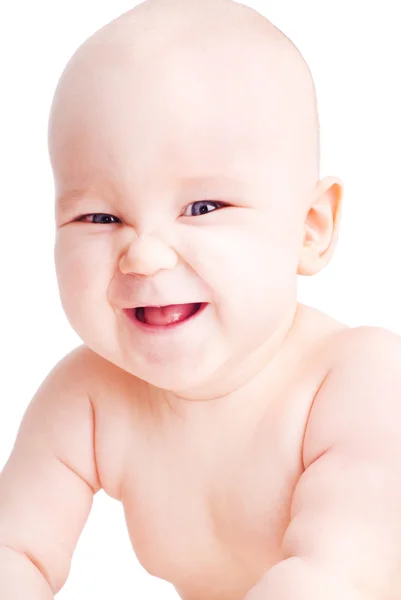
123;302;209;333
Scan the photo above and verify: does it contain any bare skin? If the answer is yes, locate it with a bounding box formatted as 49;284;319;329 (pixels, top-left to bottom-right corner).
1;1;401;599
89;304;348;600
0;303;349;600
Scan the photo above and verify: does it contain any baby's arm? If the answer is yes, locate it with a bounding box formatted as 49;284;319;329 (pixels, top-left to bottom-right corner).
244;327;401;600
0;347;101;598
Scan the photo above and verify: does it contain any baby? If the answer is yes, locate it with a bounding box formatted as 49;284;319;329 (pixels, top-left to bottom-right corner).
1;0;401;598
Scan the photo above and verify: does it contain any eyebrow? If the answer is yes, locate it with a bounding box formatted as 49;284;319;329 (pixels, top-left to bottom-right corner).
56;189;90;207
179;175;246;188
56;189;120;214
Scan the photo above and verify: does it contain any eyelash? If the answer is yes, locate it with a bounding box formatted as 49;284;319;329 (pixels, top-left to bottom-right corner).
76;200;226;224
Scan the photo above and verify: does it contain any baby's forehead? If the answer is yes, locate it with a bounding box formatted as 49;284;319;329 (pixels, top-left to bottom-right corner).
50;43;293;183
56;33;283;131
49;2;319;197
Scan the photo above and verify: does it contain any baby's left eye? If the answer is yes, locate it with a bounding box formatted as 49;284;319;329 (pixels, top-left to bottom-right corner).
182;200;225;217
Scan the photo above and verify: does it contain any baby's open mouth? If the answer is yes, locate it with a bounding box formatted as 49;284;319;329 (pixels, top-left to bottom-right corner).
135;302;204;326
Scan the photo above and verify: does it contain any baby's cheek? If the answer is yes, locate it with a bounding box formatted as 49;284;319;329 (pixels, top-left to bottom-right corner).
54;236;121;355
193;228;274;298
188;226;297;340
54;233;112;315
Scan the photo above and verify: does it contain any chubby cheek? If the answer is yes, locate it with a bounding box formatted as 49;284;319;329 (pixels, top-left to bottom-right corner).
54;232;115;341
182;222;299;343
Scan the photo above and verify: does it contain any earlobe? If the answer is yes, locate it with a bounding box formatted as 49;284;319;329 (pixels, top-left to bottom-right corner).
297;176;344;276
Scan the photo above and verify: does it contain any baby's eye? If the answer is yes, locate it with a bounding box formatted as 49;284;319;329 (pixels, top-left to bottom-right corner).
77;213;121;224
182;200;225;217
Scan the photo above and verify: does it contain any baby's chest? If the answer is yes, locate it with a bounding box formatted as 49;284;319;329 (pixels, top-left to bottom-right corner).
91;347;327;595
117;411;305;590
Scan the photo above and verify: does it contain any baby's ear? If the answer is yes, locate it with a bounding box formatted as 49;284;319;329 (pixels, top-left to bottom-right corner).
297;176;344;276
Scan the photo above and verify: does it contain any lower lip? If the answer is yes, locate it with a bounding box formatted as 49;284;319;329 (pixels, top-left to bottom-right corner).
123;302;209;334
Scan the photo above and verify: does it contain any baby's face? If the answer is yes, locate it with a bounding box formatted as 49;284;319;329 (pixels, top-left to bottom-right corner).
49;17;319;400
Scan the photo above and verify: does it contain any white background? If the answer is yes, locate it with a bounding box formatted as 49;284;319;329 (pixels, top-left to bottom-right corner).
0;0;400;598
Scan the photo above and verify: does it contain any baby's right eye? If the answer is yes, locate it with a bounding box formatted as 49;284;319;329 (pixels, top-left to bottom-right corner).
76;213;121;224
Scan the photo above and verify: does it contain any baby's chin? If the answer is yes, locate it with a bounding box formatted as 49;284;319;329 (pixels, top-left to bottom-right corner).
119;345;228;399
77;329;228;400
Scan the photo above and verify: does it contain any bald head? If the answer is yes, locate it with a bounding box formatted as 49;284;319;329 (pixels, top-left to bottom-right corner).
81;0;290;48
50;1;330;391
48;0;320;201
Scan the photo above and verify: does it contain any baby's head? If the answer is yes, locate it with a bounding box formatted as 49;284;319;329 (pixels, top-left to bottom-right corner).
48;0;342;402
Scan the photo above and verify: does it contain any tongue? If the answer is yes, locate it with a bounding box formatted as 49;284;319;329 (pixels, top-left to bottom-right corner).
143;303;198;326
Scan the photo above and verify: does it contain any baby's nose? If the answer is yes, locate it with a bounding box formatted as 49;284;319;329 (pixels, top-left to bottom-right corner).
119;233;178;277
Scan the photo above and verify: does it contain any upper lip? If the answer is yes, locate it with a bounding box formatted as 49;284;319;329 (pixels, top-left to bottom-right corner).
125;301;206;309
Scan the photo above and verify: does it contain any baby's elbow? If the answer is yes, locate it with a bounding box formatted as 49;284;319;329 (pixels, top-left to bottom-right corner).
24;543;71;595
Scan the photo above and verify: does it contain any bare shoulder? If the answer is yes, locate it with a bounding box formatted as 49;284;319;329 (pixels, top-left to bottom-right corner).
63;344;144;404
26;345;144;499
322;324;401;366
302;325;401;469
60;343;123;383
64;346;148;500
